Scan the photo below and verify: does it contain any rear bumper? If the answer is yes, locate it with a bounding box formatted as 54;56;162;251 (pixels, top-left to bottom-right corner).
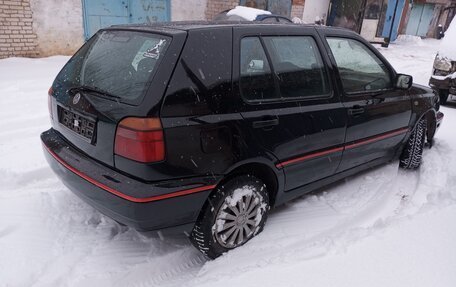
41;128;220;232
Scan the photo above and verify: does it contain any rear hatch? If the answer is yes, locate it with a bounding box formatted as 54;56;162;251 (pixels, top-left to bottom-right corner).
49;28;185;167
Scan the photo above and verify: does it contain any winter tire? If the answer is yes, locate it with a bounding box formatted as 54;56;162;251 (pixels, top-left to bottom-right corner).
399;118;427;169
439;89;449;105
189;175;270;259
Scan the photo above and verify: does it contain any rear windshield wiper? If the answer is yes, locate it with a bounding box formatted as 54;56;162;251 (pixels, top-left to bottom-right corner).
69;85;121;100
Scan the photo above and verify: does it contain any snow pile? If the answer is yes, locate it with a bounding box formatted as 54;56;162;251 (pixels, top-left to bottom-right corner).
226;6;271;21
394;34;424;46
440;17;456;59
292;17;306;24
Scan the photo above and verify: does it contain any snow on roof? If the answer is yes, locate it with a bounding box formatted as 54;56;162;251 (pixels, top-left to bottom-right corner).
226;5;271;21
439;17;456;60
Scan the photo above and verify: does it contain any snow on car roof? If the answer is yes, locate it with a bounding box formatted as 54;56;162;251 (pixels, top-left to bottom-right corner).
226;5;271;21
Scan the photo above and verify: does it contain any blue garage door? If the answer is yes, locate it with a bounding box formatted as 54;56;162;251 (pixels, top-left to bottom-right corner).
82;0;170;40
405;3;435;37
381;0;406;41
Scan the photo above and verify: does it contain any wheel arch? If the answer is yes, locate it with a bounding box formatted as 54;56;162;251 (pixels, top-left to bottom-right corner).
424;110;437;142
217;159;284;207
410;108;436;140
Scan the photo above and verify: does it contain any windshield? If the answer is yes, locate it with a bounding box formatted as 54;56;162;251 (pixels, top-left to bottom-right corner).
54;30;171;104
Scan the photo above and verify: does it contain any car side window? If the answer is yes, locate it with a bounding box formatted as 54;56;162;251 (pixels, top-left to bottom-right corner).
240;37;276;101
264;36;330;98
327;37;392;93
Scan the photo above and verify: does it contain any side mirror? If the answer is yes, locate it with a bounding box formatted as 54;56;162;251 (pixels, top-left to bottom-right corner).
248;60;264;71
395;74;413;90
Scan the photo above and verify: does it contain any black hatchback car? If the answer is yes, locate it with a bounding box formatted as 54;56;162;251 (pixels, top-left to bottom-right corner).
42;22;443;259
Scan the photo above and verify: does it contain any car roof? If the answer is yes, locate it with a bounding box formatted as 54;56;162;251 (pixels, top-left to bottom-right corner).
107;21;356;35
110;21;308;31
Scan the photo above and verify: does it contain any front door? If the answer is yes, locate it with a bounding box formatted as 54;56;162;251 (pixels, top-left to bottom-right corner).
233;27;347;191
324;35;411;171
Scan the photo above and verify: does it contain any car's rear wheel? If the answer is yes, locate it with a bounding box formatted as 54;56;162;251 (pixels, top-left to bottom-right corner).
190;175;270;259
439;89;449;105
399;118;427;169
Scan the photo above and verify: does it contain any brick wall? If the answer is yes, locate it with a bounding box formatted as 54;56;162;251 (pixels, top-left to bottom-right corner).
0;0;38;59
290;3;304;19
205;0;238;20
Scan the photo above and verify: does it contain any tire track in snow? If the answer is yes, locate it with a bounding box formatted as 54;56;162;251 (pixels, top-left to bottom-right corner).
189;150;453;286
119;250;207;287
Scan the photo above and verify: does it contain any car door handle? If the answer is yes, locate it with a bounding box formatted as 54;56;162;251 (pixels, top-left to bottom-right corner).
252;118;279;129
348;106;365;116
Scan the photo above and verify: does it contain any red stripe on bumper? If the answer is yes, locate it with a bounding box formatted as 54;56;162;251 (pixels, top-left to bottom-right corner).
43;144;215;203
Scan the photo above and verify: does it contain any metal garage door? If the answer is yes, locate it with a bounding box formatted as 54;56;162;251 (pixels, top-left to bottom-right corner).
82;0;170;40
380;0;406;41
405;3;435;37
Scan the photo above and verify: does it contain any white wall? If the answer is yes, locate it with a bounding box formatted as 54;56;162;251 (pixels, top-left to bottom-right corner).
302;0;330;24
171;0;207;21
28;0;206;56
30;0;84;56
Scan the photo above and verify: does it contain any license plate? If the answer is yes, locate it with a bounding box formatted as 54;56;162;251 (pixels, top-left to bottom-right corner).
58;105;96;143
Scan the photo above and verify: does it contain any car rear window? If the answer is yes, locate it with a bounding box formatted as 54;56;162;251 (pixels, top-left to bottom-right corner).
54;30;171;105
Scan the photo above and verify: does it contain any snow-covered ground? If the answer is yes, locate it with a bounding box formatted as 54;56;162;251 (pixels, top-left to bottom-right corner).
1;38;456;287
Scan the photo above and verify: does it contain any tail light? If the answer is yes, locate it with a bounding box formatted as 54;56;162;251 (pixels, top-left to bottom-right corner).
48;87;53;120
114;117;165;163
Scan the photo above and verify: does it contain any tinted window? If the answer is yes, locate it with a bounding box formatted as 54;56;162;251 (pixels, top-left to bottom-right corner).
240;37;276;101
264;36;330;98
55;30;170;103
327;37;392;93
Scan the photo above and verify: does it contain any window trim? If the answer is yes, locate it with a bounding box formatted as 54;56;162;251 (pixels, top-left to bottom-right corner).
239;35;333;105
325;36;395;97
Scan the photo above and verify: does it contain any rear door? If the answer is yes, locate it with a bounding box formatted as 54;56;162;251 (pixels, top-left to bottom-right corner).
233;26;347;191
319;31;411;171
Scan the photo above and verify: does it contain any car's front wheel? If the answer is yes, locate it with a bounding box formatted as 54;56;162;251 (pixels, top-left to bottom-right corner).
399;118;427;169
190;175;270;259
439;89;449;105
